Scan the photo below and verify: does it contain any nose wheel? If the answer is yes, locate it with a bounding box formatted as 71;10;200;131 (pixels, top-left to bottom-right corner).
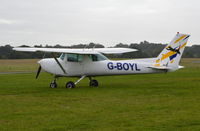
50;81;57;88
50;76;58;88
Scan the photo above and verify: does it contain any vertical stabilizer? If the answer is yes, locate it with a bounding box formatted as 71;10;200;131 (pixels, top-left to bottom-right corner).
154;33;190;69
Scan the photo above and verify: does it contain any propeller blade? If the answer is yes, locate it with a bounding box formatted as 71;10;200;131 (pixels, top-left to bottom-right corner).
36;66;41;79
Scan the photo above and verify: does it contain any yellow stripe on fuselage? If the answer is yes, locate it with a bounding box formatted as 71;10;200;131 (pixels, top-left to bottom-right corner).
174;35;186;44
154;64;160;67
156;59;160;63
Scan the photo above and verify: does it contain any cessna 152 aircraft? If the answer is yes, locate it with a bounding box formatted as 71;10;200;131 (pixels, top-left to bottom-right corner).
13;33;190;88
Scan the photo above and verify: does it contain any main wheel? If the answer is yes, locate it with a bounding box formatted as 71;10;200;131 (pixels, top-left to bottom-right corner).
50;82;57;88
66;81;75;88
89;79;98;87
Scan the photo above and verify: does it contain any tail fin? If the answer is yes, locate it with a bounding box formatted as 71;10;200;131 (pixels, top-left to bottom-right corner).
154;33;190;69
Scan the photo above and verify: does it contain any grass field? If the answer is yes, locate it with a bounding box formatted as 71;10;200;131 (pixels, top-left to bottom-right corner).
0;58;200;130
0;59;39;72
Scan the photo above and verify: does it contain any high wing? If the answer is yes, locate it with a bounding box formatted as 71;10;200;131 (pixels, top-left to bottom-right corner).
13;47;137;54
94;48;137;54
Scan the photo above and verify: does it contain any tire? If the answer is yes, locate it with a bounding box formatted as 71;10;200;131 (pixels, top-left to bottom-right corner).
50;82;57;88
89;79;98;87
66;81;75;88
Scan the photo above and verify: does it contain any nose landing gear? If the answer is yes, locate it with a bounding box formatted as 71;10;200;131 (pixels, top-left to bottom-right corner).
50;80;57;88
50;76;58;88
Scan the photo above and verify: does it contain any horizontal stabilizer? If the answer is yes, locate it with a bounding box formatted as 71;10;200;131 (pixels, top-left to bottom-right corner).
148;65;184;70
178;66;184;69
147;66;172;70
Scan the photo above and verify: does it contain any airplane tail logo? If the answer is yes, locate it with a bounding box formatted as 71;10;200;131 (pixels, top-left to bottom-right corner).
154;33;190;68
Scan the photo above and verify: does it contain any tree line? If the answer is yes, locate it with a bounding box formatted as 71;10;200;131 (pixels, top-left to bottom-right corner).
0;41;200;59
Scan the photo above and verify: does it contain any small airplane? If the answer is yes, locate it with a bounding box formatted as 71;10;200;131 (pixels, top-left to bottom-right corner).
13;33;190;88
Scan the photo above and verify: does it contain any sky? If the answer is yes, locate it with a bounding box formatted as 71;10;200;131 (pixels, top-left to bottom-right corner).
0;0;199;47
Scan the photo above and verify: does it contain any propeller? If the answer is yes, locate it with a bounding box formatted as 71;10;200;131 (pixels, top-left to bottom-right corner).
35;53;46;79
36;65;41;79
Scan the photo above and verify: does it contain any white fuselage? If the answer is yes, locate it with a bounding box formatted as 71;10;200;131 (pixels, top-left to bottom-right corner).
38;55;168;77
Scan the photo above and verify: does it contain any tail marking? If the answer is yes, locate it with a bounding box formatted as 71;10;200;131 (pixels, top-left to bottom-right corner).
174;35;187;44
152;33;190;70
158;42;187;62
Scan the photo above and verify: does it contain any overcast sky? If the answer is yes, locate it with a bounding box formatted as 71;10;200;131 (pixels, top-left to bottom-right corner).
0;0;199;47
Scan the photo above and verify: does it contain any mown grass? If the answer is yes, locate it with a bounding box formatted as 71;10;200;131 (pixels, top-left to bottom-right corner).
0;58;200;130
0;59;39;72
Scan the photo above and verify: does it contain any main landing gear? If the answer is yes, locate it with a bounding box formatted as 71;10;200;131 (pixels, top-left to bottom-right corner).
89;77;98;87
66;81;75;88
49;75;99;88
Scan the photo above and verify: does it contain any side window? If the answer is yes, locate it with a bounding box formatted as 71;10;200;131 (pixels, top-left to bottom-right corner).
89;54;108;61
78;55;83;62
67;54;83;62
91;55;98;61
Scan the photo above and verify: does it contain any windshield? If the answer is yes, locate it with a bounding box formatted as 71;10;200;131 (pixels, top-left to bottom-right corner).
59;53;65;60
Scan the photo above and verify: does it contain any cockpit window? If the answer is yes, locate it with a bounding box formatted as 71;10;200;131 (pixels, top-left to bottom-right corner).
60;53;65;60
61;53;107;62
67;54;83;62
89;54;108;61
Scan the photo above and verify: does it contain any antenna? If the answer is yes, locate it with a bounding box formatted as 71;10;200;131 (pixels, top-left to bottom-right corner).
83;44;88;51
42;53;46;58
92;44;96;50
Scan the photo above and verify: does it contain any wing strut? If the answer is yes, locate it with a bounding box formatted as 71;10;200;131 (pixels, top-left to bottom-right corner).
51;53;66;74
